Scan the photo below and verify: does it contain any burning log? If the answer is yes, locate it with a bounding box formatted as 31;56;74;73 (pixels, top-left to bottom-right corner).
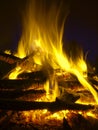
18;71;47;82
0;52;22;79
0;89;45;99
0;52;20;64
0;98;94;111
2;52;42;80
58;80;82;92
0;79;43;90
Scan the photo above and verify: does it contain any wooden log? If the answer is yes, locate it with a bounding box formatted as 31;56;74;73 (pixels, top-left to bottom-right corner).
0;52;21;79
2;52;41;79
18;71;47;82
0;79;44;90
0;89;45;99
0;52;20;64
0;98;94;111
58;80;80;86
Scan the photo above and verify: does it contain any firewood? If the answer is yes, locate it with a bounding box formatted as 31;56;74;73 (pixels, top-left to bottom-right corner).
0;52;22;79
18;71;47;82
0;98;94;111
2;52;42;79
0;79;44;90
58;80;81;87
0;52;20;64
0;89;45;99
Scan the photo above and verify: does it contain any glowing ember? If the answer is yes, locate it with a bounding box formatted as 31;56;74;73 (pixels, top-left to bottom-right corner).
22;109;69;124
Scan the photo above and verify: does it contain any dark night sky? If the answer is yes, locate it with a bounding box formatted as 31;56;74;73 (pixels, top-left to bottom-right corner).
0;0;97;64
65;0;97;63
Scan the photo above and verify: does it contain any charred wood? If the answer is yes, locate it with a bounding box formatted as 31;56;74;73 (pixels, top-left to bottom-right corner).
0;52;20;64
58;80;81;87
0;61;16;79
0;89;45;99
0;79;44;90
0;99;94;111
0;52;21;79
18;71;47;82
1;52;41;79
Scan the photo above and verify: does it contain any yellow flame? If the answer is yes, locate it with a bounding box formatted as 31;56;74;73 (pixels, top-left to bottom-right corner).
9;0;98;103
9;66;22;79
14;42;26;58
86;111;97;119
44;78;59;102
4;50;11;55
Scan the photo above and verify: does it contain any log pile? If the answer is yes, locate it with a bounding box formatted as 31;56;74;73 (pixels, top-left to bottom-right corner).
0;98;94;111
0;52;98;130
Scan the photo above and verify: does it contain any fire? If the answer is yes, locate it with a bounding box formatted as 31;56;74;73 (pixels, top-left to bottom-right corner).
5;0;98;126
8;0;98;104
9;66;22;79
44;79;59;102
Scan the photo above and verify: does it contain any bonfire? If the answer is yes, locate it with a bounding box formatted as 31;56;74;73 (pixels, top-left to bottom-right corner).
0;0;98;130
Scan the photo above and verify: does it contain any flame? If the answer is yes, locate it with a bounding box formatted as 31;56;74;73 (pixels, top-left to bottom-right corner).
44;78;59;102
9;0;98;104
9;66;22;79
4;50;11;55
14;42;26;58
